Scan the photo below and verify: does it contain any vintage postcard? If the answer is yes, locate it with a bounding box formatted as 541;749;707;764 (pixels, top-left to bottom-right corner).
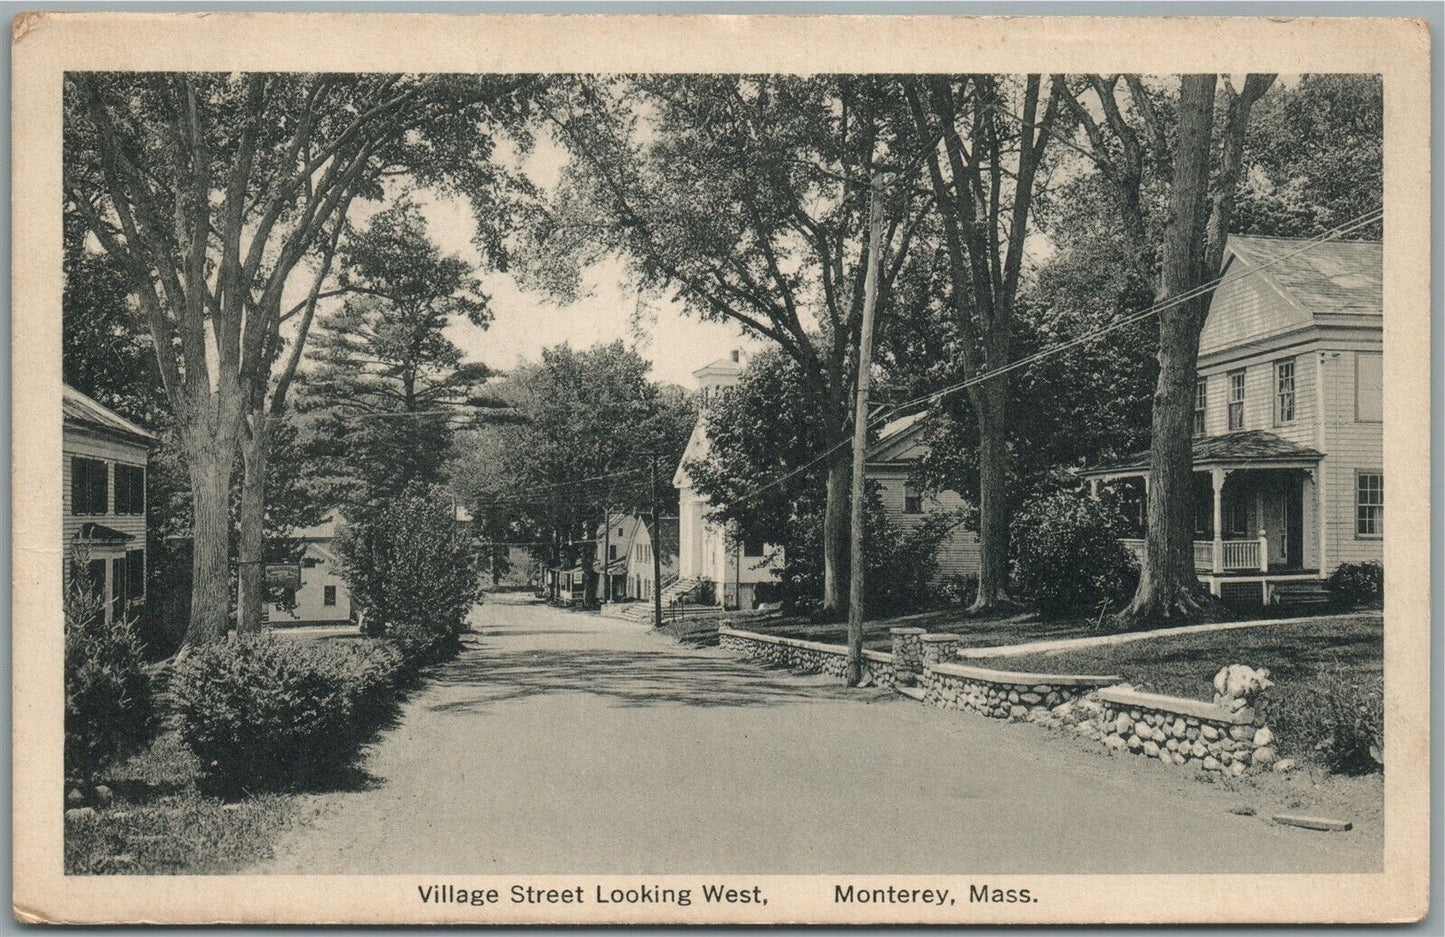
11;11;1431;926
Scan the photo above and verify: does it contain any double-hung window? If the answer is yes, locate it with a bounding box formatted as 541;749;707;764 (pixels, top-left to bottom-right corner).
1193;379;1208;435
1227;370;1246;430
1356;472;1383;538
71;457;108;515
114;464;146;515
1274;358;1296;424
903;484;923;514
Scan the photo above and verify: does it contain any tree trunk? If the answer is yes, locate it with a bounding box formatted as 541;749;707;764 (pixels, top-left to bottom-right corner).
183;442;234;645
1122;73;1217;627
971;378;1013;612
822;453;850;615
236;422;269;634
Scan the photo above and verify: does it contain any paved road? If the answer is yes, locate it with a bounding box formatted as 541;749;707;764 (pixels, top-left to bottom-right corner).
259;594;1379;874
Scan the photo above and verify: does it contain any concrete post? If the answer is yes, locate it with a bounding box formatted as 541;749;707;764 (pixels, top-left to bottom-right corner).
1211;468;1226;573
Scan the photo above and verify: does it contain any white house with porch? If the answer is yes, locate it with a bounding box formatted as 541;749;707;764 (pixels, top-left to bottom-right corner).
1081;235;1382;605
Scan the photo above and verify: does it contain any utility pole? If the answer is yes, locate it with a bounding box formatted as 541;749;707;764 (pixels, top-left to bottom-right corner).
651;456;664;629
600;503;611;606
846;166;884;687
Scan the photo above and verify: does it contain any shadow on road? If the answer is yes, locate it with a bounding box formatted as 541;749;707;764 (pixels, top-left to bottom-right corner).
429;631;881;713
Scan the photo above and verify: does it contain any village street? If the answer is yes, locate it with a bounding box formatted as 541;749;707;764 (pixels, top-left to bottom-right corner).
258;593;1378;875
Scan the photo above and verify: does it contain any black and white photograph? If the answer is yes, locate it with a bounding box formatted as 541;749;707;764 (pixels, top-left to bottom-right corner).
11;11;1432;926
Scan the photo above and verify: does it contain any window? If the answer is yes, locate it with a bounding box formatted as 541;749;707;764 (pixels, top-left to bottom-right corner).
1274;359;1295;424
608;544;618;560
1356;472;1383;538
1227;370;1246;430
114;464;146;515
71;457;108;515
1222;492;1249;539
126;548;145;600
302;556;321;568
1356;353;1382;422
1193;378;1208;435
323;585;338;606
903;484;923;514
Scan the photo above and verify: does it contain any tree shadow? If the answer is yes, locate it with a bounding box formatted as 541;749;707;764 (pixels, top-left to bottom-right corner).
427;638;885;714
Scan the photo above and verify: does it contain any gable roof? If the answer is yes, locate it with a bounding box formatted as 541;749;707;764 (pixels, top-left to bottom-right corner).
63;385;157;446
1226;235;1382;318
866;411;930;463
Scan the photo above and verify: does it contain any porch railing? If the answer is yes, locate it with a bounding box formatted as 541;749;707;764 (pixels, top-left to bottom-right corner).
1121;534;1269;574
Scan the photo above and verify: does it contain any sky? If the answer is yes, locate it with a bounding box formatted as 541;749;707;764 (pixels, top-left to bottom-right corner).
349;132;763;391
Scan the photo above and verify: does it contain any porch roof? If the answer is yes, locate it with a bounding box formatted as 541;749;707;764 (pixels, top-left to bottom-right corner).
1080;430;1323;480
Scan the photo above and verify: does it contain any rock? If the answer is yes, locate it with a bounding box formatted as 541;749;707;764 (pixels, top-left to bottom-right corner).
1114;714;1133;736
67;788;85;806
1253;727;1274;748
1127;734;1142;751
1273;758;1297;774
65;807;96;821
1272;813;1351;832
1230;725;1256;742
1202;725;1221;741
1166;738;1180;751
1229;804;1257;816
1142;740;1160;758
1230;696;1248;711
1190;741;1208;759
1234;707;1256;725
1032;685;1052;694
1171;718;1188;738
1134;720;1151;738
1009;703;1027;719
1172;751;1186;765
1020;692;1043;705
1105;734;1127;752
1007;691;1020;704
1251;746;1277;767
1150;726;1168;743
92;785;114;805
1185;726;1201;741
1202;756;1222;771
1230;760;1247;777
1128;709;1141;721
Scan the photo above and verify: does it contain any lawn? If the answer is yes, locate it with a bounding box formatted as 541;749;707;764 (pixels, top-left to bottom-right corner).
671;606;1113;651
65;731;312;875
992;615;1383;770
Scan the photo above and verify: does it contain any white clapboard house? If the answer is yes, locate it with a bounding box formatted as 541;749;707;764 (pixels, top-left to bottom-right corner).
1081;235;1383;605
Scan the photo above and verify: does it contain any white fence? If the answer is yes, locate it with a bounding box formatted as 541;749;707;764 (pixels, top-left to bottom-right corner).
1121;537;1269;573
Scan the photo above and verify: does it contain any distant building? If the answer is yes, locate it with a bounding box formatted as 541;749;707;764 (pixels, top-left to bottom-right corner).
264;511;353;627
63;385;155;625
592;512;679;603
1082;235;1383;604
674;350;783;610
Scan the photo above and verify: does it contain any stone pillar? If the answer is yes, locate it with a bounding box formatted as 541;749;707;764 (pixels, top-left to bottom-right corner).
890;627;926;685
920;634;963;667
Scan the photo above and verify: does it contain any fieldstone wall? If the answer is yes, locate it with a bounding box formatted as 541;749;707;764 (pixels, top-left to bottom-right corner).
889;628;925;684
1064;685;1280;775
719;628;896;688
921;662;1121;719
919;633;964;666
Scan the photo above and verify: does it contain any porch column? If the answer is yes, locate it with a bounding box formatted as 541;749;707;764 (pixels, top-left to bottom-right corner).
1089;478;1099;499
1211;468;1225;574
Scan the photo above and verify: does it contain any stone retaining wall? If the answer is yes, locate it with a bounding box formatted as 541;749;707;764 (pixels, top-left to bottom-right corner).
719;628;896;688
1061;685;1280;776
921;662;1122;719
919;633;963;666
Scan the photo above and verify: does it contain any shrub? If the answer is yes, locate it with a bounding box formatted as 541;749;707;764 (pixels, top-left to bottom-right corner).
65;549;155;785
170;636;406;795
336;483;482;664
691;579;717;607
1273;666;1384;774
937;573;979;610
1011;489;1139;619
1326;561;1384;609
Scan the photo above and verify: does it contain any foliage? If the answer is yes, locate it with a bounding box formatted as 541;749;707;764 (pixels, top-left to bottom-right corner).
301;200;504;508
1235;75;1383;239
1273;666;1384;775
1326;561;1384;609
170;636;407;794
64;551;156;784
449;341;695;575
1010;489;1139;619
335;482;482;662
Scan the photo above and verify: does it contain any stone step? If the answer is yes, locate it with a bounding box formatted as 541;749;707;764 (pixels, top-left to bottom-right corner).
894;685;927;702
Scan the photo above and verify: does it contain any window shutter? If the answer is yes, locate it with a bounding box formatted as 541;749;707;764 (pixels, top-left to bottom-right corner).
71;457;83;514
